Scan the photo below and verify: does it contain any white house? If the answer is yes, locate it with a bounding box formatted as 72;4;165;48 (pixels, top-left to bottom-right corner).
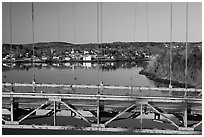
84;50;89;55
64;56;70;61
71;48;75;54
41;56;48;61
53;56;60;60
83;55;92;61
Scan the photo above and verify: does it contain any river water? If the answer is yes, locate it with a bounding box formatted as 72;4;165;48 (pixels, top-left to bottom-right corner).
2;61;169;96
2;61;156;86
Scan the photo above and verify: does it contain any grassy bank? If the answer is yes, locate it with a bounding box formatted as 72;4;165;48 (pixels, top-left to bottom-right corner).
140;43;202;88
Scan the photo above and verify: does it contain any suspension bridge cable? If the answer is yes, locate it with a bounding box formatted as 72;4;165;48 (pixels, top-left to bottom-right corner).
96;2;103;94
9;3;12;60
97;2;100;87
9;3;13;89
73;3;76;44
72;3;77;88
169;2;173;88
100;2;103;85
130;3;137;93
184;2;188;96
9;3;14;122
31;2;36;92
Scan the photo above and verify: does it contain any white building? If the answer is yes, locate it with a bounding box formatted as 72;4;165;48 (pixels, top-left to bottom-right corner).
71;48;75;54
53;56;60;60
84;50;89;55
83;63;92;68
83;55;92;61
41;56;48;61
64;56;70;61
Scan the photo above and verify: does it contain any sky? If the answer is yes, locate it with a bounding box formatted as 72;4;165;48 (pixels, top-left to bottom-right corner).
2;2;202;44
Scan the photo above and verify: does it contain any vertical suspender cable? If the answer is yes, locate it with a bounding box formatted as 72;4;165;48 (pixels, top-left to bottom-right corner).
130;3;137;93
97;2;100;87
184;2;188;96
9;3;14;91
9;3;12;63
96;3;100;124
169;2;173;88
31;2;36;92
9;3;14;121
32;2;35;62
72;3;77;88
100;2;103;85
73;3;76;44
145;3;150;96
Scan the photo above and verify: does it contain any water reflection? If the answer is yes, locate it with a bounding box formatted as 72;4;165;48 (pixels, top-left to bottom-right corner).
2;61;148;72
3;61;174;96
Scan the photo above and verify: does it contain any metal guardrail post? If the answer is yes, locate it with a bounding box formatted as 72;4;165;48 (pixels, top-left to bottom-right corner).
183;103;188;128
97;97;100;125
140;104;143;129
169;85;172;96
97;81;104;125
54;101;56;126
32;79;36;92
10;92;14;122
10;86;15;122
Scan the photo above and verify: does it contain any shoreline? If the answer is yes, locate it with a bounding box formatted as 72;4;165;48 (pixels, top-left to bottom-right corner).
139;69;197;88
2;58;151;64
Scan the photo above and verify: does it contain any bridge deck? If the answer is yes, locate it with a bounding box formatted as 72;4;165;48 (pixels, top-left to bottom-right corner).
2;83;202;134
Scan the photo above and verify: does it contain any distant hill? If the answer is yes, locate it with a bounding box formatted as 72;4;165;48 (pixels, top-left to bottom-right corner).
3;42;74;49
2;41;201;59
23;42;74;48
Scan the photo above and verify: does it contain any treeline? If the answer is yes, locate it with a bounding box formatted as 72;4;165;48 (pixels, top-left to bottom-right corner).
142;44;202;88
2;42;74;59
2;41;169;58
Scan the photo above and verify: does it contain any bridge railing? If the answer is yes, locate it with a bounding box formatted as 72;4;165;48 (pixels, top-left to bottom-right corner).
2;82;202;92
2;91;202;134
